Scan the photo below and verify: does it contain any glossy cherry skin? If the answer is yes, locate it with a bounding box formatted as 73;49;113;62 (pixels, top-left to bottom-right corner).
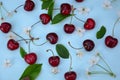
40;13;51;24
7;39;19;50
105;36;118;48
64;71;77;80
46;33;58;44
0;22;11;33
84;18;95;30
64;24;75;34
83;39;95;51
75;0;84;2
24;0;35;11
24;53;37;65
60;3;72;15
49;56;60;67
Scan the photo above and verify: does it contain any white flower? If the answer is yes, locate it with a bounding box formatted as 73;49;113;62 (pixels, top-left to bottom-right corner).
23;27;31;35
76;50;84;58
89;53;100;67
78;7;90;14
51;67;59;74
103;0;112;9
4;59;12;67
76;27;85;37
7;11;14;17
6;32;16;39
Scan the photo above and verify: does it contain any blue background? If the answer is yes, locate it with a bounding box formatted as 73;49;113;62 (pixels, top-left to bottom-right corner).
0;0;120;80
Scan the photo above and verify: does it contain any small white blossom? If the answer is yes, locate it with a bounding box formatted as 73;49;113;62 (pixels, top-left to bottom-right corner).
76;50;84;58
4;59;12;67
78;7;90;14
6;32;16;39
103;0;112;9
51;67;59;74
23;27;31;35
89;54;100;67
7;11;14;17
76;27;85;37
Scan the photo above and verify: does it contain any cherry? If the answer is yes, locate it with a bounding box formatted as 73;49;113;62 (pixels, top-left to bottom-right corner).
40;13;51;24
24;53;37;65
49;56;60;67
7;39;19;50
84;18;95;30
64;71;77;80
64;24;75;34
46;33;58;44
75;0;84;2
83;39;95;51
0;22;11;33
60;3;72;15
105;36;118;48
24;0;35;11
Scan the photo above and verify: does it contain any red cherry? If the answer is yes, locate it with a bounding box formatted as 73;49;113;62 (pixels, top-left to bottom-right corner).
7;39;19;50
46;33;58;44
0;22;11;33
40;13;51;24
75;0;84;2
64;24;75;34
84;18;95;30
24;53;37;65
105;36;118;48
83;39;95;51
24;0;35;11
64;71;77;80
60;3;72;15
49;56;60;67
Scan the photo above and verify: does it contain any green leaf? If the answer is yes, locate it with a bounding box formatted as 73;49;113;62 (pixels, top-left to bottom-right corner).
52;13;71;24
56;44;69;59
48;1;54;19
41;0;53;9
96;26;106;39
19;64;42;80
20;47;27;58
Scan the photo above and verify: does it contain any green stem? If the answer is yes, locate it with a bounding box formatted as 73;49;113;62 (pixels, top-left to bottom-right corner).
74;15;85;23
112;17;120;36
1;5;9;13
14;4;24;13
0;4;3;21
96;64;110;73
32;40;48;46
98;53;112;72
89;71;109;75
69;54;73;71
46;49;55;56
68;42;83;50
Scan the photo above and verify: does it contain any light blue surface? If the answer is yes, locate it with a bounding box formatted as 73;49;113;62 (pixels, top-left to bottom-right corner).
0;0;120;80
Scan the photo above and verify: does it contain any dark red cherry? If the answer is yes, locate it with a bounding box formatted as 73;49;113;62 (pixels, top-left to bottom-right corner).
24;0;35;11
40;13;51;24
0;22;11;33
84;18;95;30
64;71;77;80
7;39;19;50
60;3;72;15
105;36;118;48
46;33;58;44
24;53;37;65
49;56;60;67
76;0;84;2
64;24;75;34
83;39;95;51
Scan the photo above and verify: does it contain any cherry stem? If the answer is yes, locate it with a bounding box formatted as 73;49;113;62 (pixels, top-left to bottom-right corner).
97;53;112;72
74;15;85;23
46;49;55;56
68;41;83;50
14;4;24;13
69;54;73;71
1;4;9;14
112;17;120;36
32;40;48;46
0;3;4;21
28;40;31;53
11;31;28;43
96;64;110;73
31;21;40;28
70;5;75;24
